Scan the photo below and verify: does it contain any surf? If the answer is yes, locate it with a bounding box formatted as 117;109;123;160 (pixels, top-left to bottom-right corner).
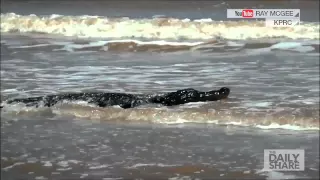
1;13;319;40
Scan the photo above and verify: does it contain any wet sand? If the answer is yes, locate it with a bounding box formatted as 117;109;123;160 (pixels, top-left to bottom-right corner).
1;118;319;179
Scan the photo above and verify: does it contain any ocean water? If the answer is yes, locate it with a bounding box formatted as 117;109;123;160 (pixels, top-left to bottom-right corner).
1;0;319;179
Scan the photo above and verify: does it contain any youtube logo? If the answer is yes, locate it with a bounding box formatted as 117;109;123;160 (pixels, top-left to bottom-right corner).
242;9;254;18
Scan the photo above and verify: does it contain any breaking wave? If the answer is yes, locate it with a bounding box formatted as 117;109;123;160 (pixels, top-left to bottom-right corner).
2;38;319;53
1;13;319;40
1;101;319;131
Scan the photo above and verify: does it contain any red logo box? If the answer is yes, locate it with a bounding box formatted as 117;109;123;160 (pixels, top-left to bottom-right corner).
242;9;254;18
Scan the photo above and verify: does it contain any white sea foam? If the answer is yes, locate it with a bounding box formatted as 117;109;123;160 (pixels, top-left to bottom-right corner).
35;176;48;180
57;161;69;167
8;44;52;49
62;39;203;49
257;170;308;180
1;13;319;40
128;163;180;169
56;167;72;171
255;123;319;131
88;164;109;169
42;161;53;167
2;162;25;171
2;101;318;131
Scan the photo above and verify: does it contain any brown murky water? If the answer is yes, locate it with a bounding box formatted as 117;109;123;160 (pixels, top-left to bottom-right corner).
1;0;319;179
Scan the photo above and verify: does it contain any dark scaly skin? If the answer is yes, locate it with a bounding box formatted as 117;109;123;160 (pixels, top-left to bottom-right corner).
2;87;230;109
148;87;230;106
5;92;144;109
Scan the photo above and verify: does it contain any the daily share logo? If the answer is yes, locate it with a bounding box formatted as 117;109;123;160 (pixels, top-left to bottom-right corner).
264;149;305;171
